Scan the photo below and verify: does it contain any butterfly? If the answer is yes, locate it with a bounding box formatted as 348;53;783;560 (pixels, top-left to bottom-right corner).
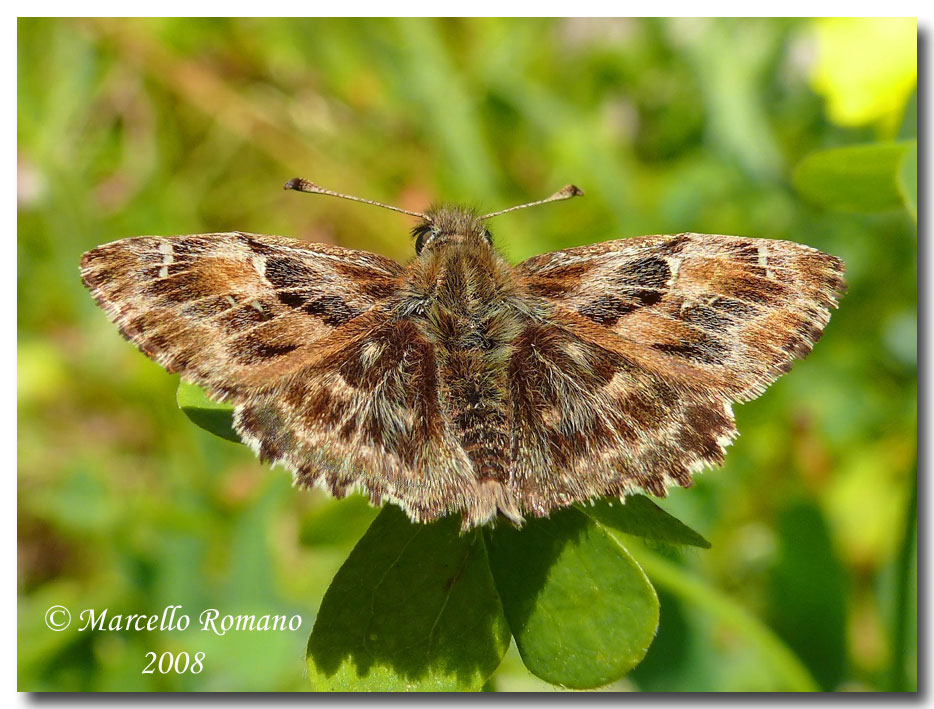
80;178;846;529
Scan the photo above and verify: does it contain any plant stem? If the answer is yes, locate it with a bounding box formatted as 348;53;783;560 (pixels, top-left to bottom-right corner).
626;544;820;692
887;454;917;691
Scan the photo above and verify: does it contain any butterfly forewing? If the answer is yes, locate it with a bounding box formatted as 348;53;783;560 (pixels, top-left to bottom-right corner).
516;233;846;400
80;232;404;397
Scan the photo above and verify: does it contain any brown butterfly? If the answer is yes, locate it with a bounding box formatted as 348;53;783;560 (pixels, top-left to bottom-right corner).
80;179;846;529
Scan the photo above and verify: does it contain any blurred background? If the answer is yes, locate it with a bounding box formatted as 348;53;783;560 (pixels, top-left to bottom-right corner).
18;18;916;691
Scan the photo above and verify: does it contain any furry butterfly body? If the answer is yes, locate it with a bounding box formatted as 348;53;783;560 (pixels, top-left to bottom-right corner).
81;184;845;529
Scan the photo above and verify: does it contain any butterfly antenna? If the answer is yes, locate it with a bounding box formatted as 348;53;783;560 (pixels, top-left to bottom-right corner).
284;178;426;219
481;185;584;220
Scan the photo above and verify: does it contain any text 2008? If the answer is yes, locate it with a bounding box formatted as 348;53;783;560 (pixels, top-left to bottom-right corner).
142;651;205;674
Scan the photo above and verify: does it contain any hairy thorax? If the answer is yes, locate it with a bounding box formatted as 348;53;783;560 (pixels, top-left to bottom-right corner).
397;240;527;485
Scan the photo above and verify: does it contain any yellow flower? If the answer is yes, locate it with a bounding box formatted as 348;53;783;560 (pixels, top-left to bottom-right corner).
809;18;917;132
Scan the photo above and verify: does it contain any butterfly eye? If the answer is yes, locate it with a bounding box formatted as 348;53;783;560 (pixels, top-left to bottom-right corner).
414;226;437;254
483;229;493;245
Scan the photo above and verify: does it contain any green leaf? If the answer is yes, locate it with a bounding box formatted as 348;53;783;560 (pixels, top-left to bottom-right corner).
175;380;239;443
485;507;659;689
307;506;510;691
898;143;917;220
897;87;917;139
582;496;711;549
766;500;847;690
793;141;914;213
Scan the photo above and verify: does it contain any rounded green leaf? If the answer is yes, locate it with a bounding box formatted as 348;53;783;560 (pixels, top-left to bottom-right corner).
485;507;659;689
176;380;239;443
307;507;510;691
793;141;914;212
583;496;711;549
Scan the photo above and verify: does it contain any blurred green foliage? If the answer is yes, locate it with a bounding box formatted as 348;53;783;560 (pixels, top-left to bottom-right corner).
18;18;916;691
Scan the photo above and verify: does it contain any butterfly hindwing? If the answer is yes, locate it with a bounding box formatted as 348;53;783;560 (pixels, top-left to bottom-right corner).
506;312;737;517
232;311;499;524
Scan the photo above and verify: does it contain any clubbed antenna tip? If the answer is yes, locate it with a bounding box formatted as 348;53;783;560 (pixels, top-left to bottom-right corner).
284;177;426;218
556;185;585;198
482;184;584;220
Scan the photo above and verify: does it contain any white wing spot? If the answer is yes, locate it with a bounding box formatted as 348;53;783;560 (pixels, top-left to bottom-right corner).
361;340;384;367
157;242;174;279
757;244;775;278
253;256;266;280
668;256;682;281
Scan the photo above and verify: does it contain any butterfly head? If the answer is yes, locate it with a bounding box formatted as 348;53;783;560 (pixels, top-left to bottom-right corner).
412;206;492;255
285;178;583;257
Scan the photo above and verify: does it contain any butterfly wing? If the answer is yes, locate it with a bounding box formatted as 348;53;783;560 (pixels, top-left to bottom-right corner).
232;312;493;524
81;231;491;523
509;233;845;515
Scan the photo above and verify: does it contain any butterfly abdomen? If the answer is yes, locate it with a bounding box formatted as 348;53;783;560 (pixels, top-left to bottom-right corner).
402;243;526;495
